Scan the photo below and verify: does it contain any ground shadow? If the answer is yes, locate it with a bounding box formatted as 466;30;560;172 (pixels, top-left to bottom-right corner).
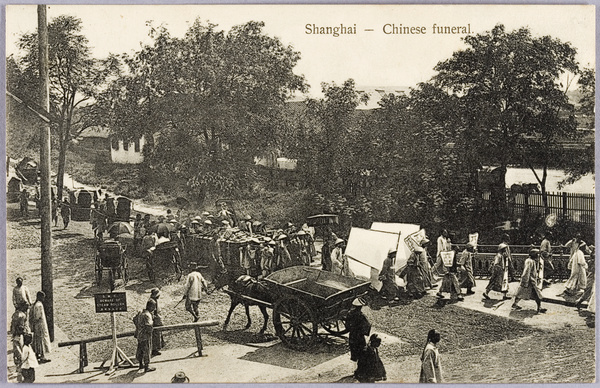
239;338;348;370
210;328;277;345
508;308;538;320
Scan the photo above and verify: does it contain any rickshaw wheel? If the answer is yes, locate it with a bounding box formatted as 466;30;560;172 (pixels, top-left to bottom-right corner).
273;296;317;350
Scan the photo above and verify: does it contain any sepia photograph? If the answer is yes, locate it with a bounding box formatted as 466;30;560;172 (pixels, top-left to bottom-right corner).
4;3;596;383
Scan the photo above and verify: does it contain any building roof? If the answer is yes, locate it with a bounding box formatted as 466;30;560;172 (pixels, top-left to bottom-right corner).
79;126;110;139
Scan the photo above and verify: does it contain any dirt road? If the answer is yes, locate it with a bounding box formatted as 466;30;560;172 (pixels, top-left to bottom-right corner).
5;203;596;383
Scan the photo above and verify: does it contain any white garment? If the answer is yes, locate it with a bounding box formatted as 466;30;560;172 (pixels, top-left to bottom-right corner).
183;271;208;301
21;345;39;369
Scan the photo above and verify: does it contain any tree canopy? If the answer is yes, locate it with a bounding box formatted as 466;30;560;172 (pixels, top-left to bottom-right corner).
100;19;306;200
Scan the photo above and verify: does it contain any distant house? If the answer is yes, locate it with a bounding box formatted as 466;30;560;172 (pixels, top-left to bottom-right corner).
76;126;145;164
77;126;111;151
110;136;146;164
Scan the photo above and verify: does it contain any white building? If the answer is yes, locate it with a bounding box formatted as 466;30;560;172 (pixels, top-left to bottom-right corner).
110;136;146;164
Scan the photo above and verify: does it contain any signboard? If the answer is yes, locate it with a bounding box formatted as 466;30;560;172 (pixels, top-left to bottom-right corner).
441;251;455;267
404;229;427;252
346;227;400;281
469;233;479;248
94;292;128;313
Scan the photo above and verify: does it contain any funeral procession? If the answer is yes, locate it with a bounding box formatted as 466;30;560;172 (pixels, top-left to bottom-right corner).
4;4;596;384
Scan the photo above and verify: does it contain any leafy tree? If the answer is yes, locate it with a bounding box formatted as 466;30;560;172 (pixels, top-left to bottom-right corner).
560;68;595;187
304;79;368;191
100;20;306;201
432;24;580;216
8;15;100;200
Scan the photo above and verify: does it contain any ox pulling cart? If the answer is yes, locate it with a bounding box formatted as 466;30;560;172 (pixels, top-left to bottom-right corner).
225;266;371;350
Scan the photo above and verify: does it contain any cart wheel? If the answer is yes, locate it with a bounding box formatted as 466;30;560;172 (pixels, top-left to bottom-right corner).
322;317;349;336
273;296;317;350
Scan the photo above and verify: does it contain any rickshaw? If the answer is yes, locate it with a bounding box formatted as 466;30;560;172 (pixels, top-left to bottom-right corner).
95;240;128;290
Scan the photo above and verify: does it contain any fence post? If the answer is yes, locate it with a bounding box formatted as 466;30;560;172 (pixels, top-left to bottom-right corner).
524;192;530;216
79;342;88;373
562;192;568;219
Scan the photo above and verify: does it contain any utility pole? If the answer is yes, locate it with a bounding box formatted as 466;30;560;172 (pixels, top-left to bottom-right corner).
38;4;54;341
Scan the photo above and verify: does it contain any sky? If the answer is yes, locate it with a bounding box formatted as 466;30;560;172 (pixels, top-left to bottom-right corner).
5;4;596;97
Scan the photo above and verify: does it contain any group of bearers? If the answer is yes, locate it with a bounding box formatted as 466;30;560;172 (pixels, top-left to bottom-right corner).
10;278;52;383
345;296;444;383
171;208;317;278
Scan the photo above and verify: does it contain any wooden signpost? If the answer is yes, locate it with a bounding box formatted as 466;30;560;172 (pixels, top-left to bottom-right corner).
94;292;134;374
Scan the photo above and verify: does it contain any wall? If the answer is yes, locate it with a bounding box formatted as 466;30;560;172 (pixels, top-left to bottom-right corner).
110;136;145;164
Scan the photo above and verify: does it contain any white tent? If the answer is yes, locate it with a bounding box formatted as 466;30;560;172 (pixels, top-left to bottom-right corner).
345;222;420;289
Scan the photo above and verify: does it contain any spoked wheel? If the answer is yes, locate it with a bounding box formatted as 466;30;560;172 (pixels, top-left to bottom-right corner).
273;296;317;350
322;318;349;336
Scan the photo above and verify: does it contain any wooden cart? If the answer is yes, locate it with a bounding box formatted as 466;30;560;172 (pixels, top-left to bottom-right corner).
262;266;371;350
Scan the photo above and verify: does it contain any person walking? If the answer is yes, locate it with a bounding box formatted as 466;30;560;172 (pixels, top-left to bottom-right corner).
458;243;476;295
420;329;443;383
135;299;156;372
401;246;427;298
436;247;463;301
483;243;510;300
379;248;399;301
20;333;38;383
29;291;51;363
419;238;436;289
433;229;452;277
512;249;546;313
182;265;209;322
13;277;32;312
61;199;71;229
576;245;595;309
345;297;371;365
564;242;589;296
354;334;387;383
149;289;164;356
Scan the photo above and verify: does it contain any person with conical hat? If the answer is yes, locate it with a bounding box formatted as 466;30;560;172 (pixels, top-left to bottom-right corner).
345;297;371;365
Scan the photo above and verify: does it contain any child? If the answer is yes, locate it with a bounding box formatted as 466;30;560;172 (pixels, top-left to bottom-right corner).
354;334;387;383
21;333;38;383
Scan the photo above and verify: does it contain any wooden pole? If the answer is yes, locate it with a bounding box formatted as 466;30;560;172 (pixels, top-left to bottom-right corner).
38;4;54;342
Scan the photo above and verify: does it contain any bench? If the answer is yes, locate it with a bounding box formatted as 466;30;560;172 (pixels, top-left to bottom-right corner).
58;320;219;373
